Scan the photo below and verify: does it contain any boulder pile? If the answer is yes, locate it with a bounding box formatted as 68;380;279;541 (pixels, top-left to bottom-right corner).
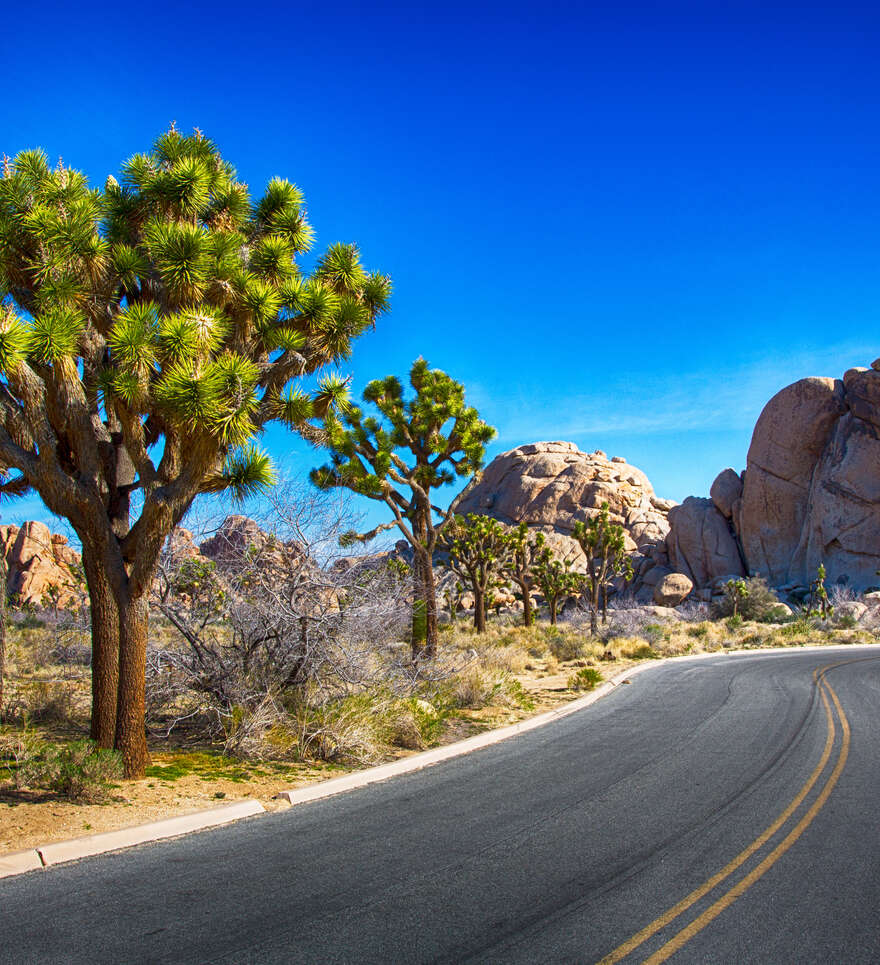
453;441;677;600
0;521;83;608
667;359;880;595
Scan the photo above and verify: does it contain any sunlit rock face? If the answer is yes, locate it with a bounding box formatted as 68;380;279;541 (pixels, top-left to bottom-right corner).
454;441;675;596
737;364;880;591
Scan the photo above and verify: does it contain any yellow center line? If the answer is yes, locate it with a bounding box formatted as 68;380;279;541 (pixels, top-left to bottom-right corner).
597;667;836;965
643;672;850;963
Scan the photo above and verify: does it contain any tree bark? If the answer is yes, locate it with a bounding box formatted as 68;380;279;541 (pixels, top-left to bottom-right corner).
549;598;558;626
114;594;151;778
473;586;486;633
0;549;6;721
410;551;427;661
520;581;533;628
422;554;438;659
83;547;119;748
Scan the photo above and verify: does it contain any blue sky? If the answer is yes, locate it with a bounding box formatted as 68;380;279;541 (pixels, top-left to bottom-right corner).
2;1;878;536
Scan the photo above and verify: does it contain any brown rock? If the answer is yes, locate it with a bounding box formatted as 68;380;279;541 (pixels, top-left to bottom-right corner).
6;521;83;607
710;468;743;519
738;377;846;585
666;497;745;586
454;441;672;578
653;572;694;607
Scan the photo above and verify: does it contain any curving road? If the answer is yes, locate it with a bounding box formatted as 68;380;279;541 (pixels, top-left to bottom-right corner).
3;646;880;964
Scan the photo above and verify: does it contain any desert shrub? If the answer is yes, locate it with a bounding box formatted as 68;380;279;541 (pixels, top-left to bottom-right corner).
544;626;585;662
568;667;603;691
618;641;658;660
688;624;709;639
445;667;533;710
13;612;46;630
12;680;79;725
779;615;818;637
2;732;122;803
834;612;859;630
676;600;710;622
712;576;782;622
726;614;743;630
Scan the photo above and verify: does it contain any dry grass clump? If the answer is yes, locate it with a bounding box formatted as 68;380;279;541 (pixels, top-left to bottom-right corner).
443;665;533;711
1;727;122;803
221;690;448;766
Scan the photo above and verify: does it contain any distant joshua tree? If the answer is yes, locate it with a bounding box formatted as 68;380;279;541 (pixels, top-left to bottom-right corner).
312;359;494;659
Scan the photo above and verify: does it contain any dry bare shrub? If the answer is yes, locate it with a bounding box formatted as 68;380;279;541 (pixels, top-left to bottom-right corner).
149;486;418;747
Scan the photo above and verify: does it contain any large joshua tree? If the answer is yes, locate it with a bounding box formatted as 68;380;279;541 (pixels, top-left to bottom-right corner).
0;129;389;775
311;359;495;660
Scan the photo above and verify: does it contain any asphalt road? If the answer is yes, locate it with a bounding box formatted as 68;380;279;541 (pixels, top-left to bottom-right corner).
3;646;880;964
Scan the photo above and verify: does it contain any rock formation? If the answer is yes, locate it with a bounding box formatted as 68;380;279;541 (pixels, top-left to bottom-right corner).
667;359;880;594
453;441;678;599
0;521;83;608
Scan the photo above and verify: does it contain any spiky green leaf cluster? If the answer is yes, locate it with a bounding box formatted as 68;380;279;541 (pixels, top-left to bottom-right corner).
313;359;495;540
0;127;390;503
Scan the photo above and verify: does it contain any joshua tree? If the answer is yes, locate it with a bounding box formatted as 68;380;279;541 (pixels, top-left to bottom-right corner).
311;359;494;659
809;563;833;619
0;543;6;719
572;502;632;634
0;129;389;775
533;546;582;626
725;578;749;618
441;513;512;632
500;522;544;628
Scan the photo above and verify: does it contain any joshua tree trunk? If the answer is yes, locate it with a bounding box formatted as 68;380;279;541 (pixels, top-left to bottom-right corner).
519;580;533;628
0;549;6;721
422;553;438;659
549;597;558;626
473;586;486;633
411;545;439;661
83;547;119;748
114;593;151;778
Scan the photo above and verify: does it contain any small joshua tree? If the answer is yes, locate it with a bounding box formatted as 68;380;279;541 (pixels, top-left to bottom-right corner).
725;578;749;618
441;513;512;632
500;522;544;628
809;563;833;620
311;359;495;659
533;546;583;626
572;502;632;634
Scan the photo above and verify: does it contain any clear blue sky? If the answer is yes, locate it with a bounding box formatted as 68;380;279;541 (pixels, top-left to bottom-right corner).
2;0;878;534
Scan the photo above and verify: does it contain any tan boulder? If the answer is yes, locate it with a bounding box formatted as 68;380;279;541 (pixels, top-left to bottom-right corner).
735;367;880;590
6;521;83;607
454;441;672;582
666;497;745;586
738;377;846;585
653;572;693;607
710;468;743;519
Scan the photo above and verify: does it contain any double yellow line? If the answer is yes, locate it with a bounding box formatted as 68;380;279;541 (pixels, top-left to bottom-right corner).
598;660;854;964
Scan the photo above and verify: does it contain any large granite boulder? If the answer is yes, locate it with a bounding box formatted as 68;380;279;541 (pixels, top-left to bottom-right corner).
454;441;673;576
666;497;746;587
737;377;846;585
710;468;743;519
737;367;880;590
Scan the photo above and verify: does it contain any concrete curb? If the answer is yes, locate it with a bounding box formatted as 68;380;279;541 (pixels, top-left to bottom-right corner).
35;799;265;869
0;849;43;879
276;641;880;806
277;662;650;806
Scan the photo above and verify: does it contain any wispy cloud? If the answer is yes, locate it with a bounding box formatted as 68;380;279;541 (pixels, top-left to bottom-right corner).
490;339;875;444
